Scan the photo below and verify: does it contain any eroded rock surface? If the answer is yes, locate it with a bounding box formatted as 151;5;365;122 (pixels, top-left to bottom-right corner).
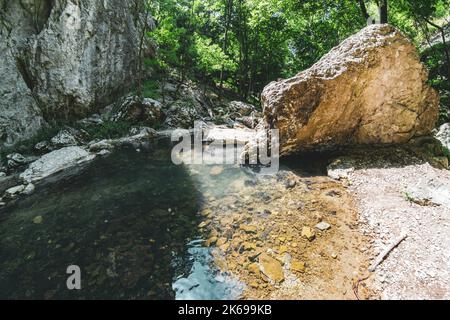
0;0;153;145
436;123;450;150
20;146;95;183
261;25;439;154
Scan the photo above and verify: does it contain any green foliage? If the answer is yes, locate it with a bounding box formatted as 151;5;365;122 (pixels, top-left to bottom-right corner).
80;121;133;141
146;0;449;102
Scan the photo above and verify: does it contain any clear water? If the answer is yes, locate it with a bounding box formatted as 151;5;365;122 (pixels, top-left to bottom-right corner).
0;138;330;300
0;139;245;300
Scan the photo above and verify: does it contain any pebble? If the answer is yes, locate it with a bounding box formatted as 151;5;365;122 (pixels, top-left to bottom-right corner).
291;260;306;273
240;224;258;234
315;221;331;231
301;226;316;241
210;166;224;176
33;216;43;224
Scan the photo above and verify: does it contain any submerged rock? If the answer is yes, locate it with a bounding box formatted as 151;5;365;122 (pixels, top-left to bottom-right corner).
261;25;439;154
20;147;95;183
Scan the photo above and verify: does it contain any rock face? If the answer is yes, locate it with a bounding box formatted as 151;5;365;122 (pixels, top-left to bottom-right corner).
262;25;439;154
0;0;153;146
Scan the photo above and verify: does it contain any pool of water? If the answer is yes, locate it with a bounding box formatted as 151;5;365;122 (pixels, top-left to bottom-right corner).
0;139;248;299
0;138;332;300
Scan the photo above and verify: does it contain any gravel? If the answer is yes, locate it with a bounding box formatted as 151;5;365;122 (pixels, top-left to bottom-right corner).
347;161;450;299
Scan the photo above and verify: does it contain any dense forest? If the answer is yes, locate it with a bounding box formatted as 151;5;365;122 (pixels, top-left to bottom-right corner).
142;0;449;111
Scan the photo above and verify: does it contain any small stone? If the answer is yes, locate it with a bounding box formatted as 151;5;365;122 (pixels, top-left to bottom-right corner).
291;260;306;273
97;149;111;157
279;245;289;254
198;220;210;228
219;242;230;252
205;237;218;247
5;185;26;197
315;221;331;231
33;216;43;224
210;166;224;176
23;183;35;195
216;237;228;247
247;263;261;276
301;226;316;241
201;209;212;217
242;242;257;251
258;253;284;283
240;224;258;234
285;179;296;189
331;253;338;259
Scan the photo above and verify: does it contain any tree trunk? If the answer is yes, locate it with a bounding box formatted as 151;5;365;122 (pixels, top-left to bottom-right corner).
357;0;369;21
219;0;233;97
379;0;388;24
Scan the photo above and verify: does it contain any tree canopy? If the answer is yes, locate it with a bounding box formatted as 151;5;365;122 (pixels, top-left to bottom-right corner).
145;0;449;103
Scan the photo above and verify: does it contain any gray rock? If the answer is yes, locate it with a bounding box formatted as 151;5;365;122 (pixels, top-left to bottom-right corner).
97;149;111;157
23;183;36;195
0;174;19;194
5;185;26;197
113;96;164;126
327;158;355;180
0;0;154;146
20;147;95;183
227;101;256;117
6;153;27;168
435;123;450;150
89;140;115;152
51;130;78;148
406;178;450;207
316;221;332;231
35;141;51;152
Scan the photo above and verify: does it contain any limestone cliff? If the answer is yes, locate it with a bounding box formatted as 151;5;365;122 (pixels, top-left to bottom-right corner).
0;0;153;146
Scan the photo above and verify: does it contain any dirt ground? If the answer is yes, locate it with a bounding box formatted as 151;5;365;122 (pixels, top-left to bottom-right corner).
339;150;450;299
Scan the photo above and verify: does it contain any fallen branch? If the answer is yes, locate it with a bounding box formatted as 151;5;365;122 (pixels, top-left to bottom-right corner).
369;233;407;272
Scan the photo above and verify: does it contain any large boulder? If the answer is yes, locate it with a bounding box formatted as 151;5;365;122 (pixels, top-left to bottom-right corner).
262;25;439;154
0;0;154;146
